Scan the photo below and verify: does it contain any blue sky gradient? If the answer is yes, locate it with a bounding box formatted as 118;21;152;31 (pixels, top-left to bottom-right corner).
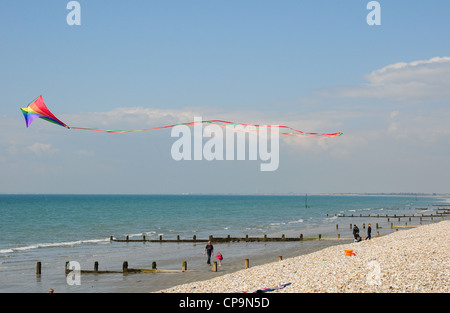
1;1;450;194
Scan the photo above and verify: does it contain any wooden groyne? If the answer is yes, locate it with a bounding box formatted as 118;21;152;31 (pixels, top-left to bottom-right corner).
334;211;449;219
38;256;286;276
108;209;448;244
60;260;195;276
110;233;355;243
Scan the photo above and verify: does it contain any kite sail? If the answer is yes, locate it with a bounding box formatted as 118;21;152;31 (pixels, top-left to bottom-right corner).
21;96;342;138
21;96;69;129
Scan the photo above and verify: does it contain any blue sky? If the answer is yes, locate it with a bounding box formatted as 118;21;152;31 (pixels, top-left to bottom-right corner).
1;1;450;194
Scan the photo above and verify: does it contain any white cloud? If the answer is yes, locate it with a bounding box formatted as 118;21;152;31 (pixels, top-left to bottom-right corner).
326;56;450;103
64;107;204;130
75;149;95;157
27;143;59;156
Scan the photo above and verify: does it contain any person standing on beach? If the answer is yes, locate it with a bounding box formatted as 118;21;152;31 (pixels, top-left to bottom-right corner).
353;224;360;241
365;223;372;240
204;241;214;265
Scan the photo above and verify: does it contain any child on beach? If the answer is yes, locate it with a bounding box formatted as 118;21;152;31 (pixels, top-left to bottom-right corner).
216;252;223;267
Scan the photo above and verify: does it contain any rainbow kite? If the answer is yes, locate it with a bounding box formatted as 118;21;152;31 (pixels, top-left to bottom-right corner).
21;96;343;138
21;96;69;129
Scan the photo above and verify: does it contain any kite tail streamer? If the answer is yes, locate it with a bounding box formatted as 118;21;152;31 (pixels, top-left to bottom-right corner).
21;96;343;138
70;122;342;138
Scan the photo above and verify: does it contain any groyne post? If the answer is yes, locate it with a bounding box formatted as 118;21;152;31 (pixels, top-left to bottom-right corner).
36;261;41;276
245;258;249;269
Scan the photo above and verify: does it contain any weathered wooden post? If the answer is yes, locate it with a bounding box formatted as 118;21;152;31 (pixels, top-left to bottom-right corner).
336;224;338;230
212;261;217;272
338;233;340;239
152;261;157;270
318;234;321;240
282;234;285;241
300;234;303;240
36;261;41;276
159;235;162;241
245;258;249;269
94;261;99;273
182;261;187;271
177;235;180;242
65;261;69;275
193;235;197;242
123;261;128;274
126;235;129;241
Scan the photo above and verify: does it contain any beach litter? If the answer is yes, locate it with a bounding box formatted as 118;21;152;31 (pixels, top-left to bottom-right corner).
245;282;292;293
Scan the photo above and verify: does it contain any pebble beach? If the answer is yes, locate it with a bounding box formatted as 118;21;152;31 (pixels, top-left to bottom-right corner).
159;220;449;293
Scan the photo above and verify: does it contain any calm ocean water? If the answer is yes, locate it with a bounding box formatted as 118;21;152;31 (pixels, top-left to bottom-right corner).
0;194;447;293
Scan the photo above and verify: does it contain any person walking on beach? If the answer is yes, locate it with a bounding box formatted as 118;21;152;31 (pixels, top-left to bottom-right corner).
204;241;214;265
365;223;372;240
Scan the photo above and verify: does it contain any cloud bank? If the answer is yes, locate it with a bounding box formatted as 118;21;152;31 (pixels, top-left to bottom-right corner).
324;56;450;103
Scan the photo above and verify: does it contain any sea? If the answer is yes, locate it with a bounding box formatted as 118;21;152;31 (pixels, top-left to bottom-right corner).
0;194;447;293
